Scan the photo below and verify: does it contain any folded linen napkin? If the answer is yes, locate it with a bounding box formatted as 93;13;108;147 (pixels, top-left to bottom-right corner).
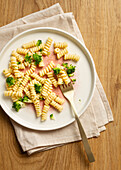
0;3;113;155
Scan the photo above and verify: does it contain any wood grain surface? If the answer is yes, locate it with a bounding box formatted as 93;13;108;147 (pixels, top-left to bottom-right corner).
0;0;121;170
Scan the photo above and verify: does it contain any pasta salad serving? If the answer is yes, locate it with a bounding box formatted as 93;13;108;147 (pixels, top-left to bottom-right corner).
3;37;80;121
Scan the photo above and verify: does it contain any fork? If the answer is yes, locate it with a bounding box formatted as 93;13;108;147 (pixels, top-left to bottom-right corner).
60;82;95;162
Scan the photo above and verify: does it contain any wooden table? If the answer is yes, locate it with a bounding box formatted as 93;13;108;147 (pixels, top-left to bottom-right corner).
0;0;120;169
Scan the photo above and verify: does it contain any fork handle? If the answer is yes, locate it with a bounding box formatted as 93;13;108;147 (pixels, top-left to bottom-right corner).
70;102;95;162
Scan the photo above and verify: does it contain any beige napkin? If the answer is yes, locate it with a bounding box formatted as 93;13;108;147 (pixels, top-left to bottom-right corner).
0;3;113;155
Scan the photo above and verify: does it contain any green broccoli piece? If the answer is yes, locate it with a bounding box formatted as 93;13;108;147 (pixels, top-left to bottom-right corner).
68;74;74;77
19;95;29;102
39;96;44;100
17;62;21;65
12;101;25;112
34;83;42;93
25;53;32;64
66;64;76;75
36;40;42;46
79;99;81;102
22;95;29;102
50;114;55;120
33;53;42;65
53;67;61;75
62;63;68;68
71;79;76;82
40;49;42;52
6;77;15;87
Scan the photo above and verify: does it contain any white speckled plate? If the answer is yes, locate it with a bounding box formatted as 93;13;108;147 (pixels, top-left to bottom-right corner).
0;27;96;131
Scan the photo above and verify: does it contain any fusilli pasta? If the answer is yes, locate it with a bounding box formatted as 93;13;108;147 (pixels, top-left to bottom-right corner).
54;42;68;48
30;44;45;53
39;61;55;77
3;68;13;77
33;100;41;117
54;48;60;54
23;40;36;49
50;100;63;112
41;105;50;121
46;72;58;87
57;48;68;59
41;79;52;98
64;54;80;62
12;50;24;62
16;48;29;55
60;70;71;85
42;37;53;55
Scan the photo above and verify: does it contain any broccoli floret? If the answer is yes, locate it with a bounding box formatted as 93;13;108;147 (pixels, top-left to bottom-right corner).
33;53;42;65
40;49;42;52
53;67;61;75
68;74;74;77
71;79;76;82
25;53;32;64
50;114;55;120
36;40;42;46
66;64;76;75
12;101;25;112
34;83;42;93
39;96;44;100
22;95;29;102
17;62;21;65
19;95;31;103
6;77;15;87
62;63;68;68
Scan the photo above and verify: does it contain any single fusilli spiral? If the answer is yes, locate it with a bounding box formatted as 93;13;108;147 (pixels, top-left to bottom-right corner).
41;105;50;121
50;100;63;112
55;96;65;105
30;84;37;101
54;42;68;48
22;40;36;49
39;61;55;77
60;70;71;85
46;72;58;88
30;44;45;53
10;56;22;77
54;48;60;54
47;83;53;95
41;79;52;98
16;48;29;55
64;54;80;62
33;99;41;117
42;37;53;55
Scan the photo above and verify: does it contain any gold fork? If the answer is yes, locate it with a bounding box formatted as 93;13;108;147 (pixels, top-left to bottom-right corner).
60;82;95;162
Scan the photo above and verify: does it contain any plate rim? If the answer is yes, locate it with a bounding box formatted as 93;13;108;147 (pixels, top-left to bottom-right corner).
0;27;96;131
